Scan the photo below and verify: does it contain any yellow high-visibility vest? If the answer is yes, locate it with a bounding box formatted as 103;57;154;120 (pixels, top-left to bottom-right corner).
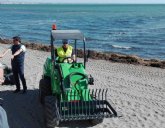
57;45;73;62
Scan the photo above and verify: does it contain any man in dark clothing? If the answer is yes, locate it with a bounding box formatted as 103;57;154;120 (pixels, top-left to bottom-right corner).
0;36;27;93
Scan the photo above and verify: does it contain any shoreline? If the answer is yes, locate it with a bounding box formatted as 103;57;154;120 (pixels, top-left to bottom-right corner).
0;38;165;69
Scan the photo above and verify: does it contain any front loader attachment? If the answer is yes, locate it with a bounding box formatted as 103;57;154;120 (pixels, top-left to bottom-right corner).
44;89;117;127
58;89;117;121
59;100;117;121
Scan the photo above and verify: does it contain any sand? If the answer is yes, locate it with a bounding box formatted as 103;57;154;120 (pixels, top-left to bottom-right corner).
0;43;165;128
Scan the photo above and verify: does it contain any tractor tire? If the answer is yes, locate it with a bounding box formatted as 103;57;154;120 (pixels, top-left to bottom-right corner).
44;96;60;128
39;78;51;104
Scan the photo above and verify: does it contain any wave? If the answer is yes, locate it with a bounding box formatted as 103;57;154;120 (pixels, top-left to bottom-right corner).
112;45;132;49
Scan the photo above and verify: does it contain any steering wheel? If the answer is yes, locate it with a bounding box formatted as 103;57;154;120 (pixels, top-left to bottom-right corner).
62;57;74;63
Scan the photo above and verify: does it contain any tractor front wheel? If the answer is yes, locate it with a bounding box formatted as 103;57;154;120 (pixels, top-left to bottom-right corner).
44;96;60;128
39;78;51;104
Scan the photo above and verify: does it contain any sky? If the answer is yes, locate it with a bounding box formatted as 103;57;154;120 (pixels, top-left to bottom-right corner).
2;0;165;4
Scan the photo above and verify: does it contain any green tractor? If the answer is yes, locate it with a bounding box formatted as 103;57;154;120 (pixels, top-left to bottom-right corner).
39;29;117;128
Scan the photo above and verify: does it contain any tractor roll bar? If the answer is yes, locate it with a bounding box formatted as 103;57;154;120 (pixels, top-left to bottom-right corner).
50;30;87;68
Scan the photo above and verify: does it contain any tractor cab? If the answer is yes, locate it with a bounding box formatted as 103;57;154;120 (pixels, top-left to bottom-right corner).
43;29;90;94
51;30;85;61
51;29;87;66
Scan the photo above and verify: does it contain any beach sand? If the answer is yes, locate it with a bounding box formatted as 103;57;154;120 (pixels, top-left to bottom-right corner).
0;43;165;128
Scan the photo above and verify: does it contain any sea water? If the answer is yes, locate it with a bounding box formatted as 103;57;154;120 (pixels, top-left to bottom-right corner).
0;4;165;60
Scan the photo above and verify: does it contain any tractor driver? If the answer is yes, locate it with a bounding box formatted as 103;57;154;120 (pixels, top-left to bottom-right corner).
55;39;76;63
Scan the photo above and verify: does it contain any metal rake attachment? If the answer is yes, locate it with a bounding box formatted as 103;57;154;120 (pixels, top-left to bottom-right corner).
58;89;117;121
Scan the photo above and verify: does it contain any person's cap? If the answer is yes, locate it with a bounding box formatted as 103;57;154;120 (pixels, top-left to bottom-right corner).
62;39;69;44
13;36;21;42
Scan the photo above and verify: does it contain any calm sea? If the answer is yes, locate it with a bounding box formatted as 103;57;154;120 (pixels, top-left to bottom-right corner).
0;4;165;60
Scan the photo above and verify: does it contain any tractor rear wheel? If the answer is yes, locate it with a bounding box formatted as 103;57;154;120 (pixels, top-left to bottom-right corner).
44;96;59;128
39;78;51;104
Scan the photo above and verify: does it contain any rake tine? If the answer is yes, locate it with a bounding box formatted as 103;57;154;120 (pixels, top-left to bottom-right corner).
73;91;77;115
60;94;64;115
98;89;101;117
64;92;67;120
71;90;73;119
85;89;87;118
105;89;108;115
74;90;76;116
67;90;73;119
102;89;105;116
81;90;83;115
88;89;91;118
94;89;98;118
105;89;108;101
102;89;105;101
78;90;80;119
95;89;98;100
91;89;94;117
59;94;61;115
56;99;60;120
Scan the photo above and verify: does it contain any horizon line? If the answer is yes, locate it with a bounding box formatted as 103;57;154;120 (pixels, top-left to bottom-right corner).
0;1;165;4
1;2;165;4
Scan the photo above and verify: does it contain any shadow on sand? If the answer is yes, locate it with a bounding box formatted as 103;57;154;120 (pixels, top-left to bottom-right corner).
0;88;97;128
